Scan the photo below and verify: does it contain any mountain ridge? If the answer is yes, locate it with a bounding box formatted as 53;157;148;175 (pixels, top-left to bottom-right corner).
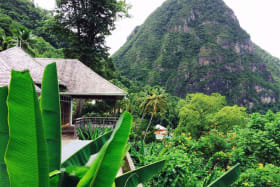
113;0;280;112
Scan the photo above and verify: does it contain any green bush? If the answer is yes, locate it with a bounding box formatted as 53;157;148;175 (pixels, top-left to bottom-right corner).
233;164;280;187
175;93;247;139
143;145;205;187
195;129;230;158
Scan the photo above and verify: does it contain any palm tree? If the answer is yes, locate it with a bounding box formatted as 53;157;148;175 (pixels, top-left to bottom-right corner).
0;35;16;51
142;87;168;142
137;89;151;128
11;27;35;56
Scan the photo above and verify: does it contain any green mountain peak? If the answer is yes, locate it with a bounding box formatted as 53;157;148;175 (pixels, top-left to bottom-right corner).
113;0;280;112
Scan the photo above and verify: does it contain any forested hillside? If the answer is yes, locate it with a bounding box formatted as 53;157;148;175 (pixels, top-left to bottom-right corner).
0;0;64;57
113;0;280;112
0;0;126;79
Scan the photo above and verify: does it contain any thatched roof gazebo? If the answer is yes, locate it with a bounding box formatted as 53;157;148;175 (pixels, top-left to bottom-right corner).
0;47;126;129
35;58;125;99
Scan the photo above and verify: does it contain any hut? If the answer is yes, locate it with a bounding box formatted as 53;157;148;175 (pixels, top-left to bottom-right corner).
0;47;126;129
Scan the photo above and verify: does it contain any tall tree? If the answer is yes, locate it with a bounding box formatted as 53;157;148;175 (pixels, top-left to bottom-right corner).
175;93;226;138
142;87;168;142
55;0;130;79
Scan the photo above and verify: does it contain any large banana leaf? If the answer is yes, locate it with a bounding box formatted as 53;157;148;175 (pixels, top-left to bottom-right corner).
207;163;240;187
49;169;80;187
40;62;62;172
5;70;49;187
115;160;165;187
0;86;9;186
77;111;132;187
61;131;112;168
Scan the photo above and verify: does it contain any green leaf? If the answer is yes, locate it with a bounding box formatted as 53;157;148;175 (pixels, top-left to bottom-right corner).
61;131;112;168
77;111;132;187
49;170;62;178
5;70;49;187
40;62;62;172
88;124;94;139
122;144;130;159
115;160;165;187
66;166;90;179
81;124;89;139
0;86;9;187
78;127;87;140
207;163;241;187
49;170;79;187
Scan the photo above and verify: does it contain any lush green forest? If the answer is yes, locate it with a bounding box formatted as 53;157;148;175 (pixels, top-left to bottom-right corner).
110;1;280;184
113;0;280;112
0;0;127;79
1;0;280;186
0;0;64;57
130;103;280;186
81;86;280;186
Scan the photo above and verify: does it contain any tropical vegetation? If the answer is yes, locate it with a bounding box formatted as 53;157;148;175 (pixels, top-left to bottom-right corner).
0;63;165;187
1;0;280;186
128;93;280;186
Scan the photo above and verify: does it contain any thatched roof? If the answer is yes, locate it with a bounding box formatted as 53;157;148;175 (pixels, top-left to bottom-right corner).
0;47;43;84
0;47;126;98
35;58;126;98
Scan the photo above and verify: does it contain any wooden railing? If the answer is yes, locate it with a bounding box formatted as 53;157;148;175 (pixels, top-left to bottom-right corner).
73;116;119;136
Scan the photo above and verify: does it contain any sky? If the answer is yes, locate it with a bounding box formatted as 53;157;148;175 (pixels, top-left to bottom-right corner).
35;0;280;58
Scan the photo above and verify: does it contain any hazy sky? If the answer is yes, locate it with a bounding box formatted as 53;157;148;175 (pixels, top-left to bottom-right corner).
35;0;280;58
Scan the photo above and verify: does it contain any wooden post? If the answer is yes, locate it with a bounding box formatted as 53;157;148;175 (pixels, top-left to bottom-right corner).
113;97;117;115
70;98;73;126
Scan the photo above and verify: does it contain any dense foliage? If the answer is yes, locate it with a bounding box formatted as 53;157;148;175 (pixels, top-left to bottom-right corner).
175;93;247;138
2;1;280;185
113;0;280;112
0;64;164;186
0;0;64;58
130;105;280;186
0;0;130;79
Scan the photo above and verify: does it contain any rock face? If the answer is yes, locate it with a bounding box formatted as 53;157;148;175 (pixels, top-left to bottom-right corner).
113;0;280;111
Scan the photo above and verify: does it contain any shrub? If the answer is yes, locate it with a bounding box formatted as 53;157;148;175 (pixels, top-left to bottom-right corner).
144;146;205;187
231;128;280;167
195;129;230;158
233;164;280;187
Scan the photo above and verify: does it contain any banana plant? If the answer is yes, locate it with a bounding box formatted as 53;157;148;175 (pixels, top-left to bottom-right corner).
115;160;165;187
0;63;165;187
206;163;241;187
5;70;49;187
61;131;112;168
0;86;9;187
77;112;132;187
40;62;62;172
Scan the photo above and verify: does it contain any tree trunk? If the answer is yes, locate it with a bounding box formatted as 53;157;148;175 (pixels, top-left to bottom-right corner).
143;114;154;143
136;112;146;131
